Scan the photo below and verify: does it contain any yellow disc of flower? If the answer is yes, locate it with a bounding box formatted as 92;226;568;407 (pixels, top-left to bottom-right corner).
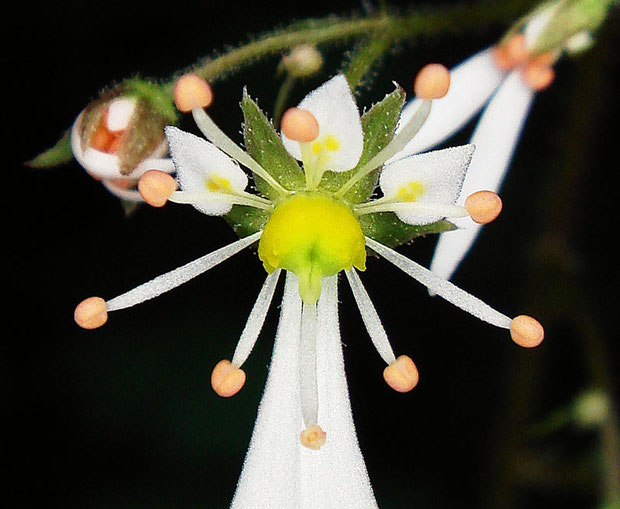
258;192;366;303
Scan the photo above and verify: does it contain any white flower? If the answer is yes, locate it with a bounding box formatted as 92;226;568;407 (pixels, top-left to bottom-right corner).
74;72;544;508
396;0;601;283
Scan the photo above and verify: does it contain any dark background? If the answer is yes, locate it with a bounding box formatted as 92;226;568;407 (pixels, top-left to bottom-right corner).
7;0;619;507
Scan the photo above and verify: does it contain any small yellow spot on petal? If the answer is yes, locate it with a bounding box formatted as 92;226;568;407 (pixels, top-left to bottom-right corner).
174;74;213;113
383;355;419;393
211;359;246;397
324;135;340;152
300;424;326;450
205;175;232;193
312;141;323;155
74;297;108;330
465;190;502;224
138;170;177;207
396;181;425;202
510;315;544;348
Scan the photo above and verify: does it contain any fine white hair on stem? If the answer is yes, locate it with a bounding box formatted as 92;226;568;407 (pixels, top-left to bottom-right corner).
232;273;378;508
365;237;512;329
106;231;262;312
429;70;535;282
394;48;505;157
345;269;396;365
231;269;282;367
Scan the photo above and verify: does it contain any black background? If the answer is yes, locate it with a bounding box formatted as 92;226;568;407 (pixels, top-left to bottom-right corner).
7;0;620;507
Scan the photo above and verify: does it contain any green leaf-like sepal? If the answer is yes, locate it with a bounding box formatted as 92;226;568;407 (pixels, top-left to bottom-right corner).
241;90;305;199
27;128;73;168
224;205;270;238
360;213;456;248
321;84;405;203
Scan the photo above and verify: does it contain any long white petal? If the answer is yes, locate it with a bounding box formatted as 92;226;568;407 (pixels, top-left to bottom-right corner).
394;48;505;156
429;70;535;282
366;237;512;329
232;273;378;509
105;231;262;312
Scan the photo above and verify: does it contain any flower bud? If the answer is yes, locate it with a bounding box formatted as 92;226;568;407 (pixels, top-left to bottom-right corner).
281;44;323;78
71;79;177;201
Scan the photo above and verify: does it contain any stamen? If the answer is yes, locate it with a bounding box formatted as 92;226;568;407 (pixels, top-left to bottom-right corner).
510;315;544;348
335;100;432;198
365;236;513;329
300;301;319;428
191;108;289;196
231;270;282;367
211;359;246;397
414;64;450;100
74;296;108;329
174;74;214;113
103;231;262;313
522;62;555;91
138;170;178;207
355;200;468;219
281;108;319;142
464;191;503;224
383;355;419;393
170;190;272;211
300;424;326;450
344;269;396;365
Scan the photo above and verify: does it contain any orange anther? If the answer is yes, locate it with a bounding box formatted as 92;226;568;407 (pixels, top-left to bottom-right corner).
510;315;544;348
90;125;115;152
281;107;320;142
74;297;108;329
492;34;528;71
383;355;419;393
138;170;177;207
414;63;451;100
465;191;503;225
174;74;214;113
211;359;246;397
300;424;327;450
491;45;513;71
523;63;555;91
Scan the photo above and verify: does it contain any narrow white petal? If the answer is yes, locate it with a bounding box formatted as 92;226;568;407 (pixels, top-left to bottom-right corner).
105;231;261;312
429;70;535;282
380;144;474;225
366;237;512;329
345;269;396;365
232;269;281;367
394;48;505;156
166;126;249;216
101;180;142;202
282;74;364;172
232;273;378;509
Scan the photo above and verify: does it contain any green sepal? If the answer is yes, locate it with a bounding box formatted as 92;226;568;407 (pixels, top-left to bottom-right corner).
360;212;456;248
320;84;405;203
122;78;178;124
224;205;270;238
241;89;305;199
27;128;73;168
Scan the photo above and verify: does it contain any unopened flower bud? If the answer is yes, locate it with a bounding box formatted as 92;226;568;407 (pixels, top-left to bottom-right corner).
282;44;323;78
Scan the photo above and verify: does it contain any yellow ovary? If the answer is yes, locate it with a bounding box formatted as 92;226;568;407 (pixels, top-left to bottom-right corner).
258;193;366;303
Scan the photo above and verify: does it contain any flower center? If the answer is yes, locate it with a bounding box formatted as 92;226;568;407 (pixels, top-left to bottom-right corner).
258;192;366;303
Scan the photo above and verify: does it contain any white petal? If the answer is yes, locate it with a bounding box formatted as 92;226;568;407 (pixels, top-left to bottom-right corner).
282;75;364;172
166;126;248;216
106;97;137;132
429;70;535;281
394;48;505;156
101;180;142;202
379;144;475;225
232;273;378;509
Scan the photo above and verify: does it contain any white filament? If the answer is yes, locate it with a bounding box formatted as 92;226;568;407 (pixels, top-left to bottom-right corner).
106;231;262;312
300;301;319;427
365;237;512;329
345;269;396;365
232;269;281;368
